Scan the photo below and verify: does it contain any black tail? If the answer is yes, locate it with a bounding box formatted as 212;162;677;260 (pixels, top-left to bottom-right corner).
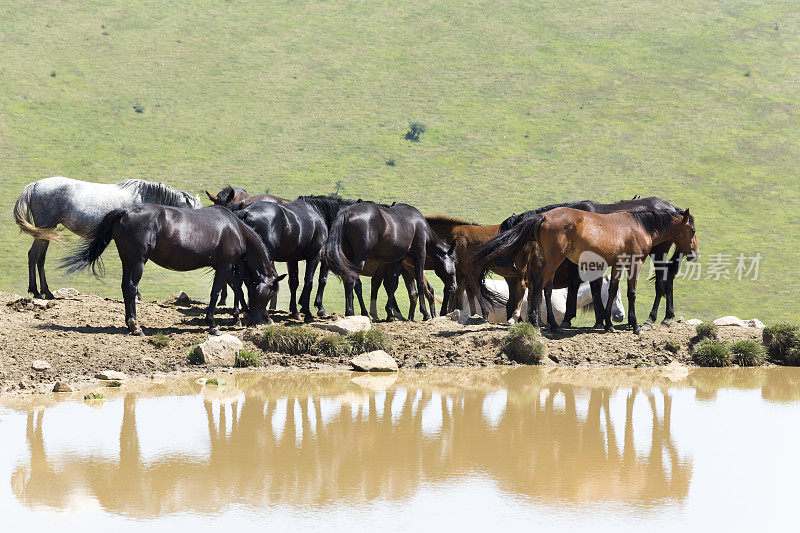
321;212;360;281
60;209;125;276
473;214;543;267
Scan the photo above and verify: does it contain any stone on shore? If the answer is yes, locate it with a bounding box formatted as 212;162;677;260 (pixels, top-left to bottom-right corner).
31;360;51;372
95;370;127;381
311;315;371;335
53;381;72;393
350;350;399;372
196;334;243;366
685;319;703;326
53;288;80;298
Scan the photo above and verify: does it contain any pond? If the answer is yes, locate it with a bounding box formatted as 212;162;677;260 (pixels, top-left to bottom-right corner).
1;367;799;531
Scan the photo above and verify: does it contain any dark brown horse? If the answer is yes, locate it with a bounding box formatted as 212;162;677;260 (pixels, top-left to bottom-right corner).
61;205;284;335
480;208;698;333
206;186;289;208
322;202;457;319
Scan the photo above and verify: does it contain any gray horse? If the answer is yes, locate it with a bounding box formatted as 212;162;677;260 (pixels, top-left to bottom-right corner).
14;176;202;298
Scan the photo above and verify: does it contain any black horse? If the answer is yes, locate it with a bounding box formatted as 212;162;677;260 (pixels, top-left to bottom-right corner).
322;202;457;320
493;196;687;328
61;205;284;335
233;195;357;322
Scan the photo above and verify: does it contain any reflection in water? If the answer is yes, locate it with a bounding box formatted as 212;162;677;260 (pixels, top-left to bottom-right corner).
6;367;800;518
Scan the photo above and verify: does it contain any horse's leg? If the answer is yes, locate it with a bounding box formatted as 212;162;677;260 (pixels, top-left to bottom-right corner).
385;262;406;321
663;255;681;325
344;277;356;316
122;261;145;335
287;261;301;320
27;239;46;298
354;278;369;316
644;251;666;328
299;256;320;322
604;267;622;332
205;267;229;335
425;276;437;317
314;262;330;317
451;282;466;314
590;278;605;328
399;267;416;321
627;259;643;334
412;249;431;321
371;267;385;320
561;261;581;328
526;273;544;331
543;279;560;333
219;284;228;307
466;283;478;316
505;277;523;324
230;275;247;327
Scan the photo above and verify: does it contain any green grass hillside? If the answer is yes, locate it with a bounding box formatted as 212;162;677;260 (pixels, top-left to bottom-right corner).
1;0;798;323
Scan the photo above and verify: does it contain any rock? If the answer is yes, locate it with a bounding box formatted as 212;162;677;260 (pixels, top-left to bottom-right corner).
95;370;127;380
746;318;765;329
685;319;703;326
53;381;72;393
31;360;51;371
350;350;398;372
53;288;80;298
196;334;243;366
538;356;557;366
310;315;371;335
713;316;747;327
172;291;191;306
677;316;685;323
32;298;56;309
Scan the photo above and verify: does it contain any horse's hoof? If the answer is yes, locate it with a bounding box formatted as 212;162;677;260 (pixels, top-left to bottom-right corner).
234;319;243;328
265;317;275;325
605;326;616;333
422;315;432;322
290;313;301;321
42;291;55;300
209;327;222;336
131;327;144;336
549;325;563;335
633;326;642;335
317;309;330;318
641;322;653;331
661;319;672;327
560;320;573;329
219;298;227;307
303;314;314;324
593;322;604;329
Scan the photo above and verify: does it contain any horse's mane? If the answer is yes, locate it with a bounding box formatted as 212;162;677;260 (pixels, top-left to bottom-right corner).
297;195;358;225
117;179;194;206
425;214;480;226
631;210;680;237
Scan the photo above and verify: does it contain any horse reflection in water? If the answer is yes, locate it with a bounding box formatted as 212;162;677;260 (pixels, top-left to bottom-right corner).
9;369;710;516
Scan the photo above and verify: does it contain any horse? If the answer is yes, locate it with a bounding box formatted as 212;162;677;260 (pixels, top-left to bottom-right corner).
497;197;688;327
232;195;357;322
362;259;437;321
206;186;289;209
60;205;284;335
322;202;457;320
13;177;202;299
480;208;698;333
450;275;625;325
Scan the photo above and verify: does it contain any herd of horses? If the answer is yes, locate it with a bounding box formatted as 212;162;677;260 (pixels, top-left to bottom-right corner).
13;177;698;336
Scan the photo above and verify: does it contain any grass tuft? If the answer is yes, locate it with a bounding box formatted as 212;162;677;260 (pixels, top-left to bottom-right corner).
84;392;105;400
348;329;392;354
664;339;682;353
106;380;122;387
187;345;204;365
149;331;170;348
692;338;732;367
505;323;548;364
694;323;718;341
235;348;261;367
762;323;800;364
405;121;426;142
729;339;766;366
205;377;219;386
257;324;320;354
312;335;353;357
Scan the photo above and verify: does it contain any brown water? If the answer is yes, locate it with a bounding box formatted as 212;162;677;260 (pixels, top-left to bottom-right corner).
2;367;799;531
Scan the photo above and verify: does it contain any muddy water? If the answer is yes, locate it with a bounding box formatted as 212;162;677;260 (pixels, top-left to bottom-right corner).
2;367;800;531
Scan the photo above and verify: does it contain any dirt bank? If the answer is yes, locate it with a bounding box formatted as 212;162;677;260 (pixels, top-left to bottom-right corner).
0;290;762;395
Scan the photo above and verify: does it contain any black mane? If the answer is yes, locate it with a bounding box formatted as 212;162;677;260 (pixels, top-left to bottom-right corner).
296;195;358;226
631;210;678;237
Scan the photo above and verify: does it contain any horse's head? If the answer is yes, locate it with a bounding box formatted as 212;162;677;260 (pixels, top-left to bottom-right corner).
210;186;248;207
673;209;699;262
246;271;286;325
430;239;458;308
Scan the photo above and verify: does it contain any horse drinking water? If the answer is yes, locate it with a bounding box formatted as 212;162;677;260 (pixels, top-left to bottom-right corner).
61;205;284;335
13;177;202;299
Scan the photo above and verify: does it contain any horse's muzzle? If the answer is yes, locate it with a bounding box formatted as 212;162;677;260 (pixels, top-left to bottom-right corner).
686;251;699;262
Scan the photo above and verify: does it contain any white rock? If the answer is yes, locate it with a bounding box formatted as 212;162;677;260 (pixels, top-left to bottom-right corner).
311;315;371;335
685;319;703;326
31;360;51;372
31;298;56;309
746;318;765;329
196;334;243;366
95;370;127;380
713;316;747;327
53;381;72;393
464;314;488;325
53;288;80;298
350;350;398;372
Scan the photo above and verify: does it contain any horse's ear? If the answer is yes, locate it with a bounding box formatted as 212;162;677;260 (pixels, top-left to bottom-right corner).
206;190;218;202
682;209;691;223
448;239;457;255
275;273;287;282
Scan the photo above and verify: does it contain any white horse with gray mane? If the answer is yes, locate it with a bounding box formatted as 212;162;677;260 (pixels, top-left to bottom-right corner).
14;176;202;299
457;275;626;325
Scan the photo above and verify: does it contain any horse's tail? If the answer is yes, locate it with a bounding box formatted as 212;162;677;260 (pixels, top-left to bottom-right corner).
321;212;359;281
60;209;125;276
478;271;508;308
13;183;67;242
473;214;543;267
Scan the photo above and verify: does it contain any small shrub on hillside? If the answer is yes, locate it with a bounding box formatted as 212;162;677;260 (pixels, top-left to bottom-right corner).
312;335;353;358
405;122;426;142
505;323;547;364
385;158;396;167
187;345;204;365
729;340;766;367
149;332;170;348
692;339;732;367
235;349;261;368
694;323;718;341
133;103;144;113
762;323;800;363
348;329;392;354
257;325;320;354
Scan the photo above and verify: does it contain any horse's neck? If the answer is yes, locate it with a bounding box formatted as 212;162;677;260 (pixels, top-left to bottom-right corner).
242;225;270;277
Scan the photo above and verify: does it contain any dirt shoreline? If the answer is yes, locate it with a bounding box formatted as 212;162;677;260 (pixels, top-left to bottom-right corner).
0;290;763;396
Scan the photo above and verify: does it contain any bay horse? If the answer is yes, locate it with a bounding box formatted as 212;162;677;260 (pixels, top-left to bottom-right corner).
498;197;687;327
233;195;357;322
13;177;202;299
322;202;457;320
206;186;289;208
482;208;698;333
61;205;284;335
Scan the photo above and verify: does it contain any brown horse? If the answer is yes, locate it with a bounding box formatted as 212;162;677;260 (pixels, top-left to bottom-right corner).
479;208;698;334
206;186;289;208
424;216;519;319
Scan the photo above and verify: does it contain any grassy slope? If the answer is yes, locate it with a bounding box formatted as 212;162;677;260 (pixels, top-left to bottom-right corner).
1;0;798;322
